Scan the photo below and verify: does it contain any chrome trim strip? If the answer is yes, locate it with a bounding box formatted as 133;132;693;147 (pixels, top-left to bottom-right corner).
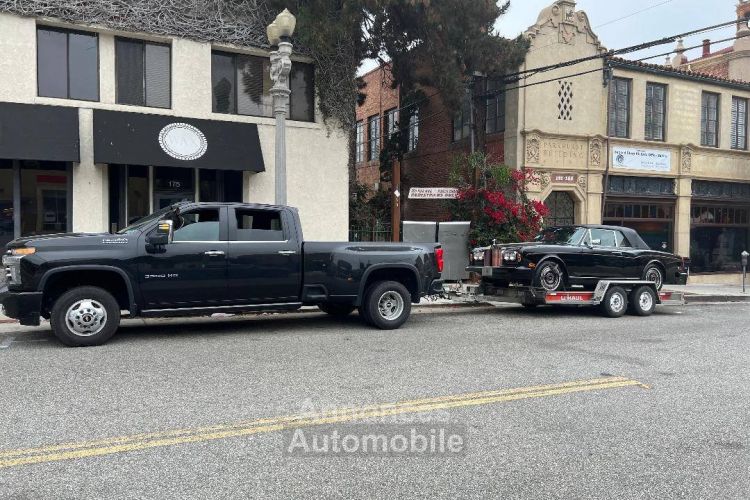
141;302;302;313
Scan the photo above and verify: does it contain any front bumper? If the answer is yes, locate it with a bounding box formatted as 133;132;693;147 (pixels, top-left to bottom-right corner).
0;285;43;326
466;265;535;284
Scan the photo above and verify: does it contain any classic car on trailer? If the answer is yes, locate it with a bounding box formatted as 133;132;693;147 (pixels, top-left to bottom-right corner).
468;225;689;293
466;225;689;317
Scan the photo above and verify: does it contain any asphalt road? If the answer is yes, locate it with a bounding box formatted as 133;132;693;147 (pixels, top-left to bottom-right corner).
0;302;748;499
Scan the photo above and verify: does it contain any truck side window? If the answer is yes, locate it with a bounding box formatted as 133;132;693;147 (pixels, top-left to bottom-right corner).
234;209;285;241
172;208;221;242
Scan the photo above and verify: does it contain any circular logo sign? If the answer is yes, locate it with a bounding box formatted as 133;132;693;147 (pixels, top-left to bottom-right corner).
158;123;207;161
615;153;625;165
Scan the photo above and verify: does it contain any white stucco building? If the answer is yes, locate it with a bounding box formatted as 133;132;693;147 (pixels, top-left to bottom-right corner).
0;5;349;248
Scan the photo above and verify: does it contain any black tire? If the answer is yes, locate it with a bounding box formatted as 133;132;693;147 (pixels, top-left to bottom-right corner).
50;286;120;347
318;303;356;317
600;286;628;318
533;260;566;292
362;280;412;330
628;286;657;317
643;264;664;291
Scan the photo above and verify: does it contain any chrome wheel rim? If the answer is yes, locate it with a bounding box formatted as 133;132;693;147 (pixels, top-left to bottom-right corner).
540;263;562;291
377;291;404;321
65;299;107;336
639;291;654;311
645;267;663;290
610;293;625;313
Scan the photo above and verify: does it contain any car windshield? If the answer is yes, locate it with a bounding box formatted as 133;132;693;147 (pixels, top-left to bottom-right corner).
534;226;587;245
116;206;175;234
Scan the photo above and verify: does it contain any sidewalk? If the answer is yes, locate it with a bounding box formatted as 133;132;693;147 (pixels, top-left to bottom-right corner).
663;283;750;303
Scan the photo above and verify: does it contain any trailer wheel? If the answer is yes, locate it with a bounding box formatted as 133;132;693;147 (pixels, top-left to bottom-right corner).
362;280;412;330
628;286;656;317
600;286;628;318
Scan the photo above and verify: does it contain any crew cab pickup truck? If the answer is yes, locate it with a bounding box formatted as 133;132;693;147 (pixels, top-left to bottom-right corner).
1;202;443;346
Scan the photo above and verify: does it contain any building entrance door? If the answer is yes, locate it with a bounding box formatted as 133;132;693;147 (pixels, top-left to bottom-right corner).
544;191;575;226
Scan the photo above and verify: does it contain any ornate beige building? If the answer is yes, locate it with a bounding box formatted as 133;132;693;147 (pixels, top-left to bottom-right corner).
507;0;750;282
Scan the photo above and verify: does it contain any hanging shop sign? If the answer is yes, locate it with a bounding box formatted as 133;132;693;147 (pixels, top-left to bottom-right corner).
408;187;459;199
612;146;671;172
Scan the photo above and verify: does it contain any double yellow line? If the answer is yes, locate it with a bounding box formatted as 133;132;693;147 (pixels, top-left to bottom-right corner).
0;376;645;469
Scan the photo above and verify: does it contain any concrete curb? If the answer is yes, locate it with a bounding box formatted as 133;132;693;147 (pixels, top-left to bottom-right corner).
683;294;750;304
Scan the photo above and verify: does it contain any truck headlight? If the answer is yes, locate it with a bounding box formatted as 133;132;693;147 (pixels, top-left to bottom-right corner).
2;248;33;285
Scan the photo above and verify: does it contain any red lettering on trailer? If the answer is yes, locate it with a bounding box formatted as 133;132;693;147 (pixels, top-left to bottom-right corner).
545;292;595;303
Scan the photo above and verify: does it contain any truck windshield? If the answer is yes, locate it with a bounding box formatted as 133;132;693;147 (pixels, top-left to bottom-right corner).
534;227;586;245
116;207;175;234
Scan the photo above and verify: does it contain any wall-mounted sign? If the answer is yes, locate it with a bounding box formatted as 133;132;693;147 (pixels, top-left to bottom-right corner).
158;123;208;161
408;187;459;200
612;146;671;172
551;173;578;184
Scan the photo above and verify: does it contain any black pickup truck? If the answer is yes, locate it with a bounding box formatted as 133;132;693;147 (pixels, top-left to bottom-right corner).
1;202;443;346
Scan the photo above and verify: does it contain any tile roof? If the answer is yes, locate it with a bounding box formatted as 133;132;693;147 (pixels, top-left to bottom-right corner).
609;57;750;88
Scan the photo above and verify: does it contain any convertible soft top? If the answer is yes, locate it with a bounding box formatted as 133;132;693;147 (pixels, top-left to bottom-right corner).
554;225;652;251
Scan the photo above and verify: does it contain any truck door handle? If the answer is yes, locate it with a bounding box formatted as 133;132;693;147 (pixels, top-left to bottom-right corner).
204;250;226;257
278;250;297;255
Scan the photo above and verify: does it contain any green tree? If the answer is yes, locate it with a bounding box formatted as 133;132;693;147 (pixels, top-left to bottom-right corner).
270;0;528;128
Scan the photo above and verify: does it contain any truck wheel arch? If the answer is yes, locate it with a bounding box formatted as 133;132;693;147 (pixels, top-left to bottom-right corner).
357;264;421;306
39;266;136;314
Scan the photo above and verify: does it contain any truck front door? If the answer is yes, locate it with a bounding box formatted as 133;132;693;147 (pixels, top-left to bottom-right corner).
139;206;229;308
225;207;302;304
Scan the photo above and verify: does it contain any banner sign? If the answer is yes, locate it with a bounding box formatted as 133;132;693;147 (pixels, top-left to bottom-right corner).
612;146;671;172
408;187;459;199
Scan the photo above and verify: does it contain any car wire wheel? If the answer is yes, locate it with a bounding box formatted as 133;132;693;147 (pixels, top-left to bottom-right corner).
538;262;564;292
644;265;664;290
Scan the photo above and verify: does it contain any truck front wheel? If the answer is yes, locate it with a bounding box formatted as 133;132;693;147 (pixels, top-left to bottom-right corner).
50;286;120;347
362;281;412;330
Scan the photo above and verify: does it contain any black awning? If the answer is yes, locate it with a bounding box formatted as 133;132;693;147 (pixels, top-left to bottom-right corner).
93;109;265;172
0;102;80;162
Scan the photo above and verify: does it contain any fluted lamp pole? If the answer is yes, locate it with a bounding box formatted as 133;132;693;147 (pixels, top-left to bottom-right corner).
267;8;296;206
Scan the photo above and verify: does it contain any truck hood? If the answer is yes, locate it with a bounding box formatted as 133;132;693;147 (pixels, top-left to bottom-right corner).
7;232;121;249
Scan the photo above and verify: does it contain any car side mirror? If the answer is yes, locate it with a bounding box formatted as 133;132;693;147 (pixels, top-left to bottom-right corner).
146;220;173;247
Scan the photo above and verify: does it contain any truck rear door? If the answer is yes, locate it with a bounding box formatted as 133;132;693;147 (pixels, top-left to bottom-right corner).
225;207;302;304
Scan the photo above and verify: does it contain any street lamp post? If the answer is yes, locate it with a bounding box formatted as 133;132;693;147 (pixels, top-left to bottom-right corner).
267;9;296;206
742;250;748;294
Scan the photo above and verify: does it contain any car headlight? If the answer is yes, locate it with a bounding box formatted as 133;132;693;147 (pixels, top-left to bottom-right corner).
502;250;523;263
472;249;486;264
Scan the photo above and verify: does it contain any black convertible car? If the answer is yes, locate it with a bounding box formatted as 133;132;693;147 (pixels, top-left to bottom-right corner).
468;225;689;292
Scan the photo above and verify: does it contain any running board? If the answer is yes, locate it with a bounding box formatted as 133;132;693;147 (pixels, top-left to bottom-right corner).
141;302;303;318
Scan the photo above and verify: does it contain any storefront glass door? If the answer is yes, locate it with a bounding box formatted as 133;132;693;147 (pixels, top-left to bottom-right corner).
154;166;195;209
0;161;13;248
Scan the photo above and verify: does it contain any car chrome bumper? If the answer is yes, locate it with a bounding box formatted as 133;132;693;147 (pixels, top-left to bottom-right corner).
466;265;534;284
0;285;42;326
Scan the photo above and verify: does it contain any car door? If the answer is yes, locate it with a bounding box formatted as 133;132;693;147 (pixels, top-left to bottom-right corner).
614;229;640;278
587;228;627;278
225;207;302;304
138;206;229;308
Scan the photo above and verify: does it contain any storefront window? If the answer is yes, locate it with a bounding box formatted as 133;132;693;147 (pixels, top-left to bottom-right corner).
199;170;243;203
604;201;674;251
0;161;13;248
128;165;149;224
690;205;749;273
19;161;70;236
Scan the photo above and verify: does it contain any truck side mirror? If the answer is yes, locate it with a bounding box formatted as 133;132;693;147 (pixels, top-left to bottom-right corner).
147;220;173;247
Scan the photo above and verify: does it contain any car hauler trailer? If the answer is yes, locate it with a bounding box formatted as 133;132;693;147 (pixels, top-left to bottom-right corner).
473;280;684;317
